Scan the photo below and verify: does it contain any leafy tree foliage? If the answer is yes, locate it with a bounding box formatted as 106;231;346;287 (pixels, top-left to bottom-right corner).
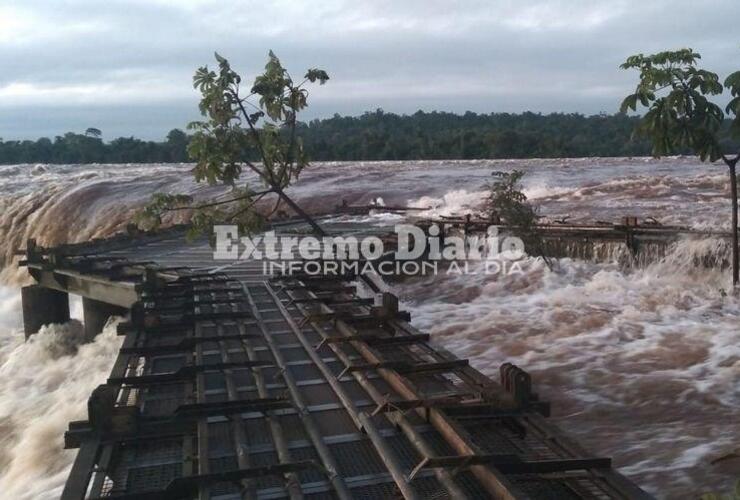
485;170;551;267
486;170;537;226
166;129;189;162
621;48;740;285
137;51;329;237
85;127;102;138
0;129;190;164
7;112;740;165
300;110;657;160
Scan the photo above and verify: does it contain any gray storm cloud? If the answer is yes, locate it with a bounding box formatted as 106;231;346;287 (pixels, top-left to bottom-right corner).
0;0;738;139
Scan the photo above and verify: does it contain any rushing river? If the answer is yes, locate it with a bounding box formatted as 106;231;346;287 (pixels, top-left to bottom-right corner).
0;158;738;499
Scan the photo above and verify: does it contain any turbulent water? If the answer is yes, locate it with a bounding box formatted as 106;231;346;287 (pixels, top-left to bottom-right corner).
0;157;738;499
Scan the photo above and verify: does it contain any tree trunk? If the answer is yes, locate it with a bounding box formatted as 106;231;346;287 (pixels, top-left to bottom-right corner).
275;188;326;237
727;159;739;286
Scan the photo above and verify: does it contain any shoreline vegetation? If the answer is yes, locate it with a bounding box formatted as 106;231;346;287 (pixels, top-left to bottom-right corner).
2;109;739;166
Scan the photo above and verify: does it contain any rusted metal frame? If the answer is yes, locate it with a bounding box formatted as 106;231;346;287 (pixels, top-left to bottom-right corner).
214;322;258;500
194;323;211;500
337;360;405;378
92;262;180;286
319;313;523;499
108;360;274;386
390;319;516;405
240;283;353;500
370;396;497;417
110;332;141;409
560;477;622;500
86;463;318;500
409;455;612;480
87;445;115;497
521;413;653;499
147;296;245;312
287;296;373;307
284;288;470;499
264;285;421;500
119;309;198;498
279;283;355;293
142;285;244;299
175;272;231;282
400;359;470;374
275;272;355;283
60;437;101;500
156;461;318;500
145;309;253;327
235;317;305;499
283;280;511;413
63;255;127;264
145;280;237;298
26;264;139;308
292;289;468;400
104;293;198;495
315;333;430;350
419;217;682;234
120;332;263;356
93;260;157;274
63;336;137;498
19;226;189;261
336;359;470;378
182;324;198;487
175;398;292;418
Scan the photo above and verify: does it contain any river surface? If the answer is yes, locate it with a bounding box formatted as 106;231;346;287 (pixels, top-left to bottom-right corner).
0;158;738;499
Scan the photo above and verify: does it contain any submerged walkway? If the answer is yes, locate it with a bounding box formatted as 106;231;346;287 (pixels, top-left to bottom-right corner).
20;221;652;499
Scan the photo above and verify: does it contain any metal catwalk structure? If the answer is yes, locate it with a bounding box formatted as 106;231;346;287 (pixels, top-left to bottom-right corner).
19;221;652;499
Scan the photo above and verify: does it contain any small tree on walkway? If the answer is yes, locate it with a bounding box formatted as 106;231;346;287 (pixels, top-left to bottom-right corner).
485;170;552;268
138;51;329;237
620;48;740;285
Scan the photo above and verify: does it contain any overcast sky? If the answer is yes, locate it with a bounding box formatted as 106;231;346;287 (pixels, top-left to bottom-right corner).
1;0;738;140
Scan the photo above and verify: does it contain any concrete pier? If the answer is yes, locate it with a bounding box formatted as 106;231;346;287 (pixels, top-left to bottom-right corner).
21;285;70;338
82;297;127;341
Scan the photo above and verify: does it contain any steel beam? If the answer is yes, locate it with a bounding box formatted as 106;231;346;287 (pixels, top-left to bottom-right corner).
28;266;138;308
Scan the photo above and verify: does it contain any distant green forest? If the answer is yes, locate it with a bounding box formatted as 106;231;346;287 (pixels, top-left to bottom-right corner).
1;109;738;164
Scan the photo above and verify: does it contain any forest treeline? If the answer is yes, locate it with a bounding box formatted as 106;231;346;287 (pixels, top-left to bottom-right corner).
2;109;738;164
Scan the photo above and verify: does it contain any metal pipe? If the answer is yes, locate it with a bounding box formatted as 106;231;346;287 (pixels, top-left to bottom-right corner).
289;294;469;499
234;320;304;500
328;315;522;499
265;285;420;500
241;283;353;500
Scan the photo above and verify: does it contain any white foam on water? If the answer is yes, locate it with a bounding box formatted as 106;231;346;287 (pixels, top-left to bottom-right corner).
407;189;488;217
0;302;123;500
392;240;740;497
522;183;573;200
0;158;738;497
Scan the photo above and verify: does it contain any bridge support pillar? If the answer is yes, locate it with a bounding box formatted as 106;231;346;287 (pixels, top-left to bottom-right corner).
22;285;70;339
83;297;127;341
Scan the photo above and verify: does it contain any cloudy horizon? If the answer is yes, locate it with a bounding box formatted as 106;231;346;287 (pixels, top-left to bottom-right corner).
1;0;738;140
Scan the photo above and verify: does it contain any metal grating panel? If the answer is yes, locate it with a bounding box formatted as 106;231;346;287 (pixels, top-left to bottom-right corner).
125;462;182;493
329;439;386;477
47;225;650;500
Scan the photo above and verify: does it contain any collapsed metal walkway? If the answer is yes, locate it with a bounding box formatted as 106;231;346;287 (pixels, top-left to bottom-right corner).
20;222;652;499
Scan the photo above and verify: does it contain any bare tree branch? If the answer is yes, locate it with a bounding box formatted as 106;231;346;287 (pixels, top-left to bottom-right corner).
162;189;273;211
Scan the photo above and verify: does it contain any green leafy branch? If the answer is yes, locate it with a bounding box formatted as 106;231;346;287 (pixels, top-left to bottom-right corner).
485;170;552;268
138;51;329;238
620;48;740;285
